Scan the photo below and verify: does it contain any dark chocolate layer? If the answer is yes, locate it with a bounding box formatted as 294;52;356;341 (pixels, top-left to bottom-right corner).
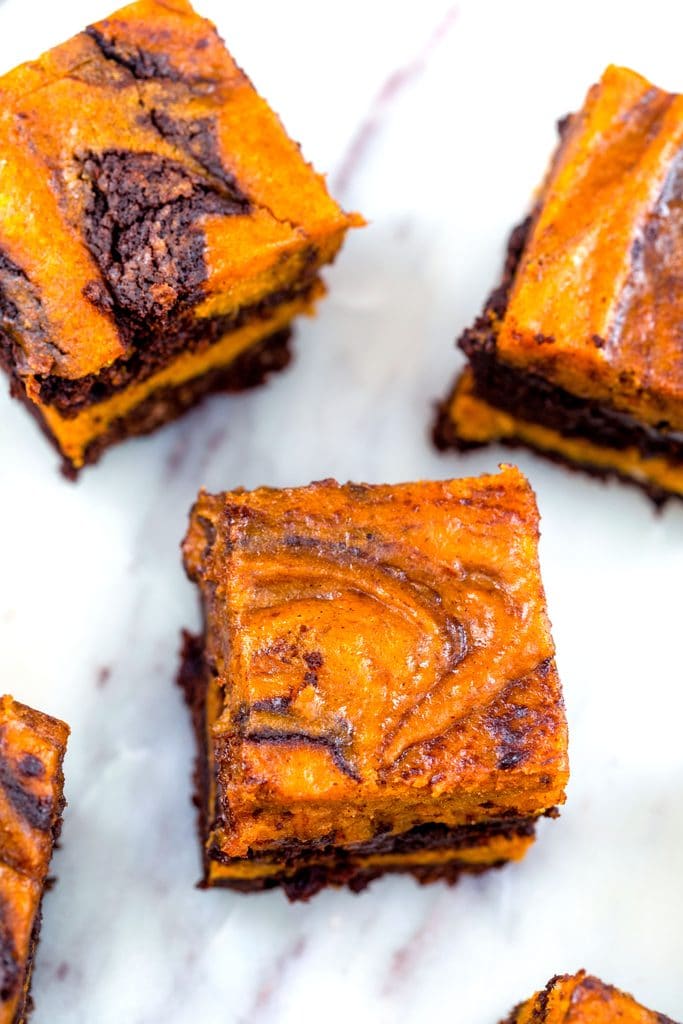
0;325;292;478
178;632;544;903
78;149;249;331
34;278;315;415
216;857;504;902
86;25;184;82
73;326;292;476
434;215;683;502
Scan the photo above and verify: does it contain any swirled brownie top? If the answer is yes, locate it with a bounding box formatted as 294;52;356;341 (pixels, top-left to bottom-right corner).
182;467;568;860
0;695;69;1024
0;0;357;382
504;971;679;1024
497;65;683;431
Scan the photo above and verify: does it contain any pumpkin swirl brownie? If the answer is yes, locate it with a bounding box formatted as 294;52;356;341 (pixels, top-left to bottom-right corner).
179;466;569;900
0;0;360;476
502;971;679;1024
0;696;69;1024
436;66;683;503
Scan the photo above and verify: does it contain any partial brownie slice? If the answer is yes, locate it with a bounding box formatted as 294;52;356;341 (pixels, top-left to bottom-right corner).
0;0;360;475
180;466;569;900
436;66;683;503
0;696;69;1023
503;971;679;1024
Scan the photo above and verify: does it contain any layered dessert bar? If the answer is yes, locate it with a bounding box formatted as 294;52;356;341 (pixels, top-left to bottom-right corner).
0;0;359;475
436;66;683;503
502;971;679;1024
0;696;69;1023
179;466;569;900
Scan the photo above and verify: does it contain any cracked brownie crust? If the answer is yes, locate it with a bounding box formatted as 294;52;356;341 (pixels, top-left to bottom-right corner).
180;468;568;900
0;0;360;472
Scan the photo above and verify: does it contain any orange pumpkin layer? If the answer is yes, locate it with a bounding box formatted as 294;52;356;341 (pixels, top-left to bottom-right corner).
0;0;360;471
0;696;69;1024
181;467;569;897
503;971;679;1024
447;368;683;499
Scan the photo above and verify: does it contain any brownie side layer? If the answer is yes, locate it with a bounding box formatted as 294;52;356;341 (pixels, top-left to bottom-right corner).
215;857;504;902
73;327;292;476
178;632;545;902
9;784;66;1024
0;326;291;479
433;216;683;500
31;278;317;415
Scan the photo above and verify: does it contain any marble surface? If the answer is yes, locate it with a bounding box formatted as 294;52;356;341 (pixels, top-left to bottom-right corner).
0;1;682;1021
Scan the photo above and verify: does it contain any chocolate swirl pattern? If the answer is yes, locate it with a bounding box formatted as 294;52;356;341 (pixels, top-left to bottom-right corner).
183;469;568;884
0;697;69;1024
227;537;544;780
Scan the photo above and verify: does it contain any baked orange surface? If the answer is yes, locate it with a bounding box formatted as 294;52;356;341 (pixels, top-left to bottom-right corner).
501;65;683;427
0;696;69;1024
503;971;679;1024
181;466;568;899
0;0;359;472
437;66;683;501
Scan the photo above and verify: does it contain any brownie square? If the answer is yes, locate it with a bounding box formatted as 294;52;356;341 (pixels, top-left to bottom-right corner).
436;66;683;503
0;696;69;1024
502;972;679;1024
0;0;359;475
180;466;568;900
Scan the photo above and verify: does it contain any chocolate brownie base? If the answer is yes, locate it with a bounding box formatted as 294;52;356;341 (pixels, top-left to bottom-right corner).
3;327;291;479
434;217;683;503
178;632;547;902
32;278;316;415
212;858;503;901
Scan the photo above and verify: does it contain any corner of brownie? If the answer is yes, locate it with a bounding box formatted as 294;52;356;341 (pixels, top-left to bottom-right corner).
437;65;683;503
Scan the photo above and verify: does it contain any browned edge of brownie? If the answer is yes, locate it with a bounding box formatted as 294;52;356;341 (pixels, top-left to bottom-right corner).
0;326;292;479
498;972;564;1024
499;973;680;1024
177;632;552;902
432;217;678;507
11;773;67;1024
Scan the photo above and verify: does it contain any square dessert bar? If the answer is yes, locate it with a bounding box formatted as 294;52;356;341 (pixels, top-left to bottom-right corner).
180;466;568;900
436;66;683;503
0;696;69;1024
502;972;679;1024
0;0;359;475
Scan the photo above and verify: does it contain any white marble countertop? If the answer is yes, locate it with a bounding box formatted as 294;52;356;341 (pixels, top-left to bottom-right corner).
0;1;682;1021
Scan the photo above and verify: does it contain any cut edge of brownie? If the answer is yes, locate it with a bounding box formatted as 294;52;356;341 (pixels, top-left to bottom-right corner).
30;276;318;416
1;326;292;479
433;216;683;505
177;632;554;903
8;749;67;1024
